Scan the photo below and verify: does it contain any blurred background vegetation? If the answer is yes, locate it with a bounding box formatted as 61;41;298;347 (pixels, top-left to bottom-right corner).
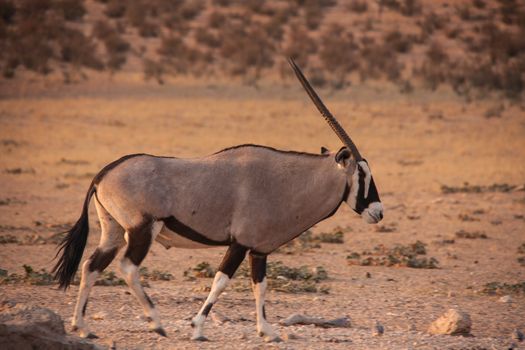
0;0;524;99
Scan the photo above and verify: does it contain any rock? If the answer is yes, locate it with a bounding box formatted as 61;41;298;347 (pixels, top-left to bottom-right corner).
210;310;230;325
279;314;351;328
499;295;513;303
0;302;102;349
374;321;384;336
263;335;282;343
427;309;472;336
92;312;107;320
512;328;524;342
281;332;300;341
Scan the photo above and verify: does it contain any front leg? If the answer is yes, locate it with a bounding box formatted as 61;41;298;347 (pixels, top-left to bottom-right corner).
191;242;247;341
249;252;280;342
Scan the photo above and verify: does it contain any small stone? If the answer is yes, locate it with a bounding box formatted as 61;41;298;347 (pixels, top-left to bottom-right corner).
210;310;230;325
92;311;107;320
238;331;248;340
366;272;372;278
374;321;384;336
499;295;513;303
512;329;524;342
281;332;300;341
427;309;472;336
264;335;282;343
447;291;455;297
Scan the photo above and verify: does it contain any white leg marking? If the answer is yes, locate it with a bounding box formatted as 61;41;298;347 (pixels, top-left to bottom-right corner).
72;260;99;338
253;278;277;339
191;271;230;340
120;257;162;331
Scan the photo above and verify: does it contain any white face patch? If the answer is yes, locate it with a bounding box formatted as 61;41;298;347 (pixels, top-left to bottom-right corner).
347;164;360;210
358;161;372;199
362;202;384;224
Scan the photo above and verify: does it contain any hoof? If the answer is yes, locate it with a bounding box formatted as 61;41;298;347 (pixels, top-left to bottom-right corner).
86;332;99;339
191;335;209;342
153;327;167;337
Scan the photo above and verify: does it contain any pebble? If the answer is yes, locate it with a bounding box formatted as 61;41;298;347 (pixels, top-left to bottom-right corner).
498;295;513;303
92;311;107;320
374;321;384;336
282;332;301;341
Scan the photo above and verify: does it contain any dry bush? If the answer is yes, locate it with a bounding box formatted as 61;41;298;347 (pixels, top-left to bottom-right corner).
481;23;525;63
104;0;126;18
179;0;204;21
137;20;159;38
400;0;421;16
53;0;86;21
473;0;486;9
195;26;220;48
93;20;130;71
143;58;164;84
359;36;404;83
378;0;401;12
303;0;324;30
213;0;231;7
383;30;413;53
347;0;368;13
218;20;275;78
0;0;16;24
319;24;359;87
164;13;190;35
243;0;276;16
420;12;446;36
282;23;316;69
264;15;285;41
415;41;449;90
158;34;211;75
59;27;103;70
208;11;226;29
499;0;520;25
456;4;471;21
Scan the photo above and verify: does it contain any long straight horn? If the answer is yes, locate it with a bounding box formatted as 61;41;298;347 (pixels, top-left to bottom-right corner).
288;57;363;161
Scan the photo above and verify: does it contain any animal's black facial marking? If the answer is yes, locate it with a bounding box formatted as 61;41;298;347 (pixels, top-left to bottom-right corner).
352;160;381;215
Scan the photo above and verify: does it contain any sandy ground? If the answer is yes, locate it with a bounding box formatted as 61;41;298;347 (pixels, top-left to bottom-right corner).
0;79;524;349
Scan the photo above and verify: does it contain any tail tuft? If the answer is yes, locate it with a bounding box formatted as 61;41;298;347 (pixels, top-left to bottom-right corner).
52;186;95;290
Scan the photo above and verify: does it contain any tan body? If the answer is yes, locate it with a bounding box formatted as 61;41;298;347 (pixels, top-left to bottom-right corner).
97;145;347;253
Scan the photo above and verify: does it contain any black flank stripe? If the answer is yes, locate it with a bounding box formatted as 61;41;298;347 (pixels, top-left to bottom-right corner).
161;216;230;246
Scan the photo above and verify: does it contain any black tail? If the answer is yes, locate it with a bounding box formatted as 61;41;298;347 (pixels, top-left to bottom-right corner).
52;183;96;290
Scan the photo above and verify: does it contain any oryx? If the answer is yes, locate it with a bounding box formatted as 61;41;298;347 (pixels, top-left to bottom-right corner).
53;58;383;342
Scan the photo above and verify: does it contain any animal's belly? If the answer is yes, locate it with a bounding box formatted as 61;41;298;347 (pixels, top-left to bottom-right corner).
155;227;213;249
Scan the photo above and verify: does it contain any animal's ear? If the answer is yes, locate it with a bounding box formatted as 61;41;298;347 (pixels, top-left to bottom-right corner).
320;146;330;155
335;147;351;166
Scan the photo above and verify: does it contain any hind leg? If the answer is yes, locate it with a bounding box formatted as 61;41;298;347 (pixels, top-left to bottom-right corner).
72;200;125;338
119;218;166;336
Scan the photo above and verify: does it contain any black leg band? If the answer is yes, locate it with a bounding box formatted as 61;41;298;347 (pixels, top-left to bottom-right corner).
218;242;248;278
249;252;267;284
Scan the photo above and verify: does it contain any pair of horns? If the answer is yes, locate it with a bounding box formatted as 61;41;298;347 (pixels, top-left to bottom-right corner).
288;58;363;162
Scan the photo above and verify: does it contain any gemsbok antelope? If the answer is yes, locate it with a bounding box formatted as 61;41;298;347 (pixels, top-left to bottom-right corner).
53;58;383;342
